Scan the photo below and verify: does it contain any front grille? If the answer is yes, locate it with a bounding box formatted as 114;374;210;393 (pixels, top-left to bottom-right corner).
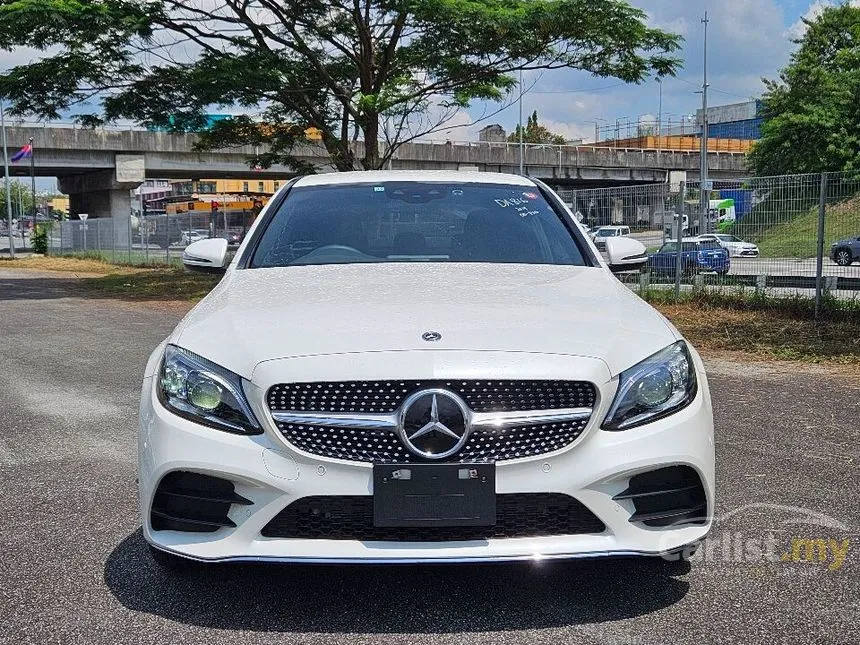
261;494;605;541
269;379;595;463
267;380;595;414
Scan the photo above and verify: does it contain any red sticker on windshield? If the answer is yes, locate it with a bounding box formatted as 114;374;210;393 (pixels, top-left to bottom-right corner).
522;192;538;199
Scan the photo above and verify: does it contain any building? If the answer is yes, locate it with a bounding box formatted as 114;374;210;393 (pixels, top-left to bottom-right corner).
169;178;286;196
478;124;507;142
697;100;762;140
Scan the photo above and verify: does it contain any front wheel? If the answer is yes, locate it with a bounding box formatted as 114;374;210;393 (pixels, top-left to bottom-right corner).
834;248;853;266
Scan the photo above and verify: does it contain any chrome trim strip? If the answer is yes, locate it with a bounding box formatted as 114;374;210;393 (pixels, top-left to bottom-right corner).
271;411;398;430
149;546;664;565
470;407;592;429
271;407;592;432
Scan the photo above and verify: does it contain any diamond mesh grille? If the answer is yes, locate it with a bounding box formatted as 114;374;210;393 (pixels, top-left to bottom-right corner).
268;380;595;463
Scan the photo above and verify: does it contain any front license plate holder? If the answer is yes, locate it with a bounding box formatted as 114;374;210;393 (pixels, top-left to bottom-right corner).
373;463;496;527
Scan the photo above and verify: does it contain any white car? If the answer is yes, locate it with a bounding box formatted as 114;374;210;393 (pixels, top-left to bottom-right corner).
181;229;210;246
698;233;759;258
139;171;714;569
591;226;631;251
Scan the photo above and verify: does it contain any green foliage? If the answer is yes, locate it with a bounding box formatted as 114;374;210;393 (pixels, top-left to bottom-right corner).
507;110;567;144
31;221;51;254
0;179;34;215
748;4;860;175
0;0;681;171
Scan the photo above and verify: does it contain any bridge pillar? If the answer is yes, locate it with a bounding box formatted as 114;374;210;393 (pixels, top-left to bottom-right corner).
58;163;143;248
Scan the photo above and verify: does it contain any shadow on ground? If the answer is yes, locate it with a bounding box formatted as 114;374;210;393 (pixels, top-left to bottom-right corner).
105;530;689;634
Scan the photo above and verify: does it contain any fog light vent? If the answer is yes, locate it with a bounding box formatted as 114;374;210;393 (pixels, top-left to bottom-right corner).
614;465;707;527
150;471;251;533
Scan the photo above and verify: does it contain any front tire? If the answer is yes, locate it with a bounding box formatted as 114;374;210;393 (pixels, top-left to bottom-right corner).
834;248;853;266
148;544;196;572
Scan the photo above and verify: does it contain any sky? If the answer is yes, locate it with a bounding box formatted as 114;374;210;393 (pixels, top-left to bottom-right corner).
0;0;848;151
447;0;849;142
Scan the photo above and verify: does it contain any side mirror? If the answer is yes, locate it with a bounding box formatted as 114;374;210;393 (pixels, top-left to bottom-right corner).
604;237;648;273
182;238;229;274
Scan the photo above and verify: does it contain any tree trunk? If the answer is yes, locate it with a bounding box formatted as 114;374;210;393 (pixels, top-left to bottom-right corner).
361;113;382;170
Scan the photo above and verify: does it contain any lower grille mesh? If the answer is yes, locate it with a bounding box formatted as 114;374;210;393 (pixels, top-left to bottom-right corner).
261;494;605;541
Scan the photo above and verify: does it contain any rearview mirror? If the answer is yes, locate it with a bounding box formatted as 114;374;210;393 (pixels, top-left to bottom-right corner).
604;237;648;273
182;238;229;274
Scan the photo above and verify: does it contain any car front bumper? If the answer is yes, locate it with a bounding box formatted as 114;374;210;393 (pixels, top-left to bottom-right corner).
139;350;715;564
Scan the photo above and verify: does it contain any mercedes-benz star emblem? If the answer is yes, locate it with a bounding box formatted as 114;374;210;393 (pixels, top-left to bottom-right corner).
398;389;470;459
421;331;442;342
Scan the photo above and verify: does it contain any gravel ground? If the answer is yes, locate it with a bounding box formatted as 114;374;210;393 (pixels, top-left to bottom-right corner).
1;269;857;645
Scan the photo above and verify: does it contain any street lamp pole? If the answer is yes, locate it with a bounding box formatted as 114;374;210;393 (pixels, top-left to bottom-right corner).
656;78;663;165
1;99;13;258
699;10;710;235
518;69;524;175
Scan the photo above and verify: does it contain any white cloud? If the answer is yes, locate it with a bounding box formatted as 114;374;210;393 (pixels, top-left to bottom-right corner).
786;0;860;38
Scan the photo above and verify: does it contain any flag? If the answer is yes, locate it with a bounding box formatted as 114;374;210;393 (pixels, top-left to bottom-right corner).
11;143;32;163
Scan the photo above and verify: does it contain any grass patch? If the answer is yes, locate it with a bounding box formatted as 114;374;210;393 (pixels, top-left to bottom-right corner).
82;270;221;301
1;254;219;301
643;288;860;364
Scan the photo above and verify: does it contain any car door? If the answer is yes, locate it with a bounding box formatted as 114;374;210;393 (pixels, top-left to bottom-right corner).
651;242;677;271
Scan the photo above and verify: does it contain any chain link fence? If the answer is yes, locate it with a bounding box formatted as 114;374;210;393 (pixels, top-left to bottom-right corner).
558;171;860;295
47;209;257;266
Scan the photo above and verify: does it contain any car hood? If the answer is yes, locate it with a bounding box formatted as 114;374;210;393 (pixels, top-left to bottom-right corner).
174;263;679;379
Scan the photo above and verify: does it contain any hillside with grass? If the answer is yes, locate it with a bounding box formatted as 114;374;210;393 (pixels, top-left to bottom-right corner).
731;192;860;258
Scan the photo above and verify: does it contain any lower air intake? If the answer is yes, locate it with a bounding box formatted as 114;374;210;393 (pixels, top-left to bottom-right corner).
150;471;251;533
614;465;707;527
261;493;605;541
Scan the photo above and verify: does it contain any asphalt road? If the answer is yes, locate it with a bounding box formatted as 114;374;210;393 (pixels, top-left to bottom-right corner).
1;269;858;645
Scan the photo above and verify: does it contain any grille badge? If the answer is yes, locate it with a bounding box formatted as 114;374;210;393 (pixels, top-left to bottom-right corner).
421;331;442;342
398;389;470;459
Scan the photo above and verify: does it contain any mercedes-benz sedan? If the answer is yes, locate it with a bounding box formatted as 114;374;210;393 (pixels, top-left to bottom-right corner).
139;171;714;569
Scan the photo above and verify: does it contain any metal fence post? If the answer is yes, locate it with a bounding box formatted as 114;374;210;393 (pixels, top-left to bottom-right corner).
675;181;685;300
165;214;170;265
127;214;132;264
814;172;827;319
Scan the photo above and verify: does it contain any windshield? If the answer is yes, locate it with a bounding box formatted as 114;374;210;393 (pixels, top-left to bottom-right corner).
595;229;618;237
249;182;588;267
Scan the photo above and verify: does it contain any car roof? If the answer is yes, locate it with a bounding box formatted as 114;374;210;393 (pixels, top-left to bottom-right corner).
597;225;627;230
293;170;537;187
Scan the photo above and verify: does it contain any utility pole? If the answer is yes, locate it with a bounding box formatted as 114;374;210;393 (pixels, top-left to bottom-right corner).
656;78;663;166
699;10;710;235
1;100;13;258
518;70;524;175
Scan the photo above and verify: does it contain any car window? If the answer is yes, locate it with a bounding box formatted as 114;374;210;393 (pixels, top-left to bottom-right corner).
250;182;589;267
700;241;722;250
659;243;677;253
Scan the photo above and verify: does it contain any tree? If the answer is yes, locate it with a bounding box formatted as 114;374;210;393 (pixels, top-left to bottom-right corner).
748;4;860;175
0;180;34;218
508;110;567;144
0;0;680;172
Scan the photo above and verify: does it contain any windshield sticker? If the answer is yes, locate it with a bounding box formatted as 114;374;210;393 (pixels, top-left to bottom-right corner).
494;197;532;208
522;191;538;200
451;189;463;196
373;186;385;192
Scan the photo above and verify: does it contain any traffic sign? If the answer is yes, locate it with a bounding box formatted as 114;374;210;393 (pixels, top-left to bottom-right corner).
79;213;89;222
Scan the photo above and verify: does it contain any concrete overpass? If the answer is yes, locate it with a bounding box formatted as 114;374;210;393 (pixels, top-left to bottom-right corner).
4;123;747;219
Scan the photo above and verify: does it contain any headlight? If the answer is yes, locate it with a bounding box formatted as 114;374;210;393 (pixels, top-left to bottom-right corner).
157;345;262;435
602;341;697;431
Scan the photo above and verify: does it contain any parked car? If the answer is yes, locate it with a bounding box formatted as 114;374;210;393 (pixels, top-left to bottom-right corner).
141;171;714;571
181;229;210;246
591;225;631;251
222;229;244;246
830;235;860;266
648;237;730;275
697;233;759;258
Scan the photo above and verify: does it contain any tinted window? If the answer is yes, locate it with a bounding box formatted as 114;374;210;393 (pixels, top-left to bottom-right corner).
659;243;677;252
250;182;588;267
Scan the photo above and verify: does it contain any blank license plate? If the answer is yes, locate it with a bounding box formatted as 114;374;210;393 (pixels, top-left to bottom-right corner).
373;463;496;527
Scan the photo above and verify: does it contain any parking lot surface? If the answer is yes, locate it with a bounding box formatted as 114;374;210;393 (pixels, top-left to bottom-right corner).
1;269;857;645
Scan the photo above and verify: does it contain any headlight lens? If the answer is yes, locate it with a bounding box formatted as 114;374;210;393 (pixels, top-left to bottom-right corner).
602;341;697;431
157;345;262;434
